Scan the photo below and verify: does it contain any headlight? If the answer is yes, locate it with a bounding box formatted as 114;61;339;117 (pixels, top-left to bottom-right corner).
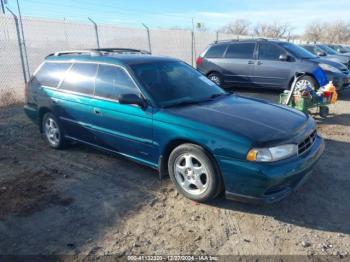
247;144;298;162
319;63;342;73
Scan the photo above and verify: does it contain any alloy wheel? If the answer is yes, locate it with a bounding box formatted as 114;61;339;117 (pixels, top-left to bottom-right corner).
44;117;61;147
173;153;209;195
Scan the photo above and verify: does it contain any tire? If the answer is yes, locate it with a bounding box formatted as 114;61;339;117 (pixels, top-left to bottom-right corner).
207;72;223;87
168;143;222;202
293;75;319;91
42;112;66;149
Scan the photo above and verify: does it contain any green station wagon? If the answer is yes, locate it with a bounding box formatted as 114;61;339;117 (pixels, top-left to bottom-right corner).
24;49;325;203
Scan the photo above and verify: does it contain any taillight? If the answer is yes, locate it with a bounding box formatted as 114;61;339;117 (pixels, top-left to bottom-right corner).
196;57;203;65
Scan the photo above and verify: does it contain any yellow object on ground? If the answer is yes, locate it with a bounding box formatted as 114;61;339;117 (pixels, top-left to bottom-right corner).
324;82;338;104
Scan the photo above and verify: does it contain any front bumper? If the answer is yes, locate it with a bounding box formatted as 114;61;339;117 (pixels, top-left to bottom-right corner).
216;135;325;204
325;71;350;90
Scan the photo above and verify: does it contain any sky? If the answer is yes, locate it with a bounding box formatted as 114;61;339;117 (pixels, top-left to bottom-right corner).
3;0;350;33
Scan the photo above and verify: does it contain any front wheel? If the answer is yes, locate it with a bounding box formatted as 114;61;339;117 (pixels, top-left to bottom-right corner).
294;75;319;91
168;144;222;202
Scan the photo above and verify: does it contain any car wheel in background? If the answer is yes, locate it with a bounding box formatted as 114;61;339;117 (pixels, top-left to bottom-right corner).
42;112;66;149
208;72;223;87
168;143;222;202
294;75;319;91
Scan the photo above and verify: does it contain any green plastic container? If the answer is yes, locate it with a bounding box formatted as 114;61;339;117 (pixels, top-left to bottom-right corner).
279;93;316;113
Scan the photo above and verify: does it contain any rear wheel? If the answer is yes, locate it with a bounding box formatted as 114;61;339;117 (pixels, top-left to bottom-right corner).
294;75;319;91
42;112;66;149
208;72;223;87
168;144;222;202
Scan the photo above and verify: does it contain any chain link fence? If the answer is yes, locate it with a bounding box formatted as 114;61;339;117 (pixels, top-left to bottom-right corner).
0;14;274;107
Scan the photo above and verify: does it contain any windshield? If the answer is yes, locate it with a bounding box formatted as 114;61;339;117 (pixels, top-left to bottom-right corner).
131;61;225;107
280;42;317;59
318;45;338;55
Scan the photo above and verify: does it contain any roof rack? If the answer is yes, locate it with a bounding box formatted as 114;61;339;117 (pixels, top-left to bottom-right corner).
94;48;151;54
46;48;151;58
213;38;268;44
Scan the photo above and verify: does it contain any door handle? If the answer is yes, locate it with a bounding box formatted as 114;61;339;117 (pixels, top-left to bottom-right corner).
93;108;102;115
248;60;255;64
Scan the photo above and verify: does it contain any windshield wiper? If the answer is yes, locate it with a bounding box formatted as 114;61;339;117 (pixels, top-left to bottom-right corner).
208;92;231;100
162;100;203;108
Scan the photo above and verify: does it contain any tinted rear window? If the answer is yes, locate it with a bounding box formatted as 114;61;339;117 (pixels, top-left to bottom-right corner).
205;44;227;58
60;63;98;95
225;43;255;59
32;62;71;87
95;65;139;100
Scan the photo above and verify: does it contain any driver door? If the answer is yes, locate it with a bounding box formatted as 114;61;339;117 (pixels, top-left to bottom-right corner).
91;64;157;165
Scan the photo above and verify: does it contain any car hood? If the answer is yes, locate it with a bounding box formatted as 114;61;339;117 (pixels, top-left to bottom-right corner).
161;95;311;145
310;57;348;70
321;55;349;64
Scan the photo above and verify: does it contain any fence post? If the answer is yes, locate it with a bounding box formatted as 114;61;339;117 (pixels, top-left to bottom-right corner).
6;7;27;84
142;23;152;53
216;31;219;42
88;17;100;48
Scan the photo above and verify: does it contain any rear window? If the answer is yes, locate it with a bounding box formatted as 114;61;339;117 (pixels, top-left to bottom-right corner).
94;65;139;100
204;44;227;58
60;63;98;95
225;43;255;59
32;62;71;87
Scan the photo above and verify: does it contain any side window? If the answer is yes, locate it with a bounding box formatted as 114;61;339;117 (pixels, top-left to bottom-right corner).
94;65;139;100
205;44;227;58
258;43;286;60
225;43;255;59
60;63;98;95
32;62;71;87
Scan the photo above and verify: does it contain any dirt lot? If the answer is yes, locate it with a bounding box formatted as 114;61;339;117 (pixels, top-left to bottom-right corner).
0;89;350;258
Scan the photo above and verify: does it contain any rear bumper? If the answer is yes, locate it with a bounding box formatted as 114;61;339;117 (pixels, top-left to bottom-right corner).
24;104;39;124
217;135;325;204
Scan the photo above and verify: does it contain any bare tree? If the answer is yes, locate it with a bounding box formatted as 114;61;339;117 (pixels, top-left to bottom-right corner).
254;22;292;38
219;19;251;35
304;22;324;43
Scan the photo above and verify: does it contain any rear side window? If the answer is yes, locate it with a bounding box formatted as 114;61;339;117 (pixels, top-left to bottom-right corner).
225;43;255;59
32;62;71;87
258;43;286;60
94;65;139;100
60;63;98;95
205;44;227;58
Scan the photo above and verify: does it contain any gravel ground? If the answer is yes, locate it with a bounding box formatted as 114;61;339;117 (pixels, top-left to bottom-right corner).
0;88;349;259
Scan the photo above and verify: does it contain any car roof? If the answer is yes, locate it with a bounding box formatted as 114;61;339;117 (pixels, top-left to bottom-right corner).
45;53;180;67
212;39;287;45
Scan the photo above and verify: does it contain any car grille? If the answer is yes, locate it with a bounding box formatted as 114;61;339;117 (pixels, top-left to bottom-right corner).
298;130;317;155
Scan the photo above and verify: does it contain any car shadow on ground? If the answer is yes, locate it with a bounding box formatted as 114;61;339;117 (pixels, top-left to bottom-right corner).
208;137;350;235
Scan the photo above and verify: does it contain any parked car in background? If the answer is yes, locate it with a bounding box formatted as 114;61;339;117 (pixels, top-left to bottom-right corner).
197;39;350;91
328;44;350;54
300;44;350;69
24;49;325;203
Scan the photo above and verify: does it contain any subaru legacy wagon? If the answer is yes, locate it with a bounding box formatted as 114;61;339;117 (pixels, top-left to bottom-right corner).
24;49;325;203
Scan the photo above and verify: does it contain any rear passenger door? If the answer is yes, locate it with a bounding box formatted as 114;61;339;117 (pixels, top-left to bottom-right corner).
54;63;98;143
220;42;256;87
91;64;156;165
252;42;292;89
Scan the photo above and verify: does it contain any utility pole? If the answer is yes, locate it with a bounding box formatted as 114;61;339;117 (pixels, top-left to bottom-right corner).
1;0;5;14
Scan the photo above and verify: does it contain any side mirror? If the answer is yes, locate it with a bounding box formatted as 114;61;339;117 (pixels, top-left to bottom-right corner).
119;93;147;109
279;54;288;61
317;51;326;56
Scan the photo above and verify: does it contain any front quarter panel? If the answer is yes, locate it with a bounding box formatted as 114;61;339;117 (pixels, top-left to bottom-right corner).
153;109;252;162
